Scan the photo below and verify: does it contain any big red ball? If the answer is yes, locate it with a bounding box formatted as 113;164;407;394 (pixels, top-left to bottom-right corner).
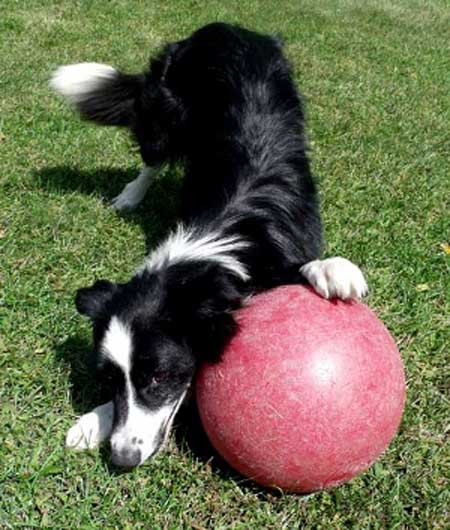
196;285;405;492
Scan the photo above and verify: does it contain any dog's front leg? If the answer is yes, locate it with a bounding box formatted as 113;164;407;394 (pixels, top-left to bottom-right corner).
300;257;368;300
111;165;161;211
66;401;114;450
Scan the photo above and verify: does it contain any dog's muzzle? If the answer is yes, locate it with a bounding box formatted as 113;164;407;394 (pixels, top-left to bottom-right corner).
111;445;142;468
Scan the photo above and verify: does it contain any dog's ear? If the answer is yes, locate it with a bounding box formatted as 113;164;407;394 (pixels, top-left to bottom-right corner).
75;279;118;320
168;264;243;362
190;309;239;363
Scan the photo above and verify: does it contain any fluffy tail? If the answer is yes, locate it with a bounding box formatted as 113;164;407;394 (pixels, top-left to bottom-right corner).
49;63;144;126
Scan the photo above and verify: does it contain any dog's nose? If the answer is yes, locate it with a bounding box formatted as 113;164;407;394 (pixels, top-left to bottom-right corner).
111;447;141;468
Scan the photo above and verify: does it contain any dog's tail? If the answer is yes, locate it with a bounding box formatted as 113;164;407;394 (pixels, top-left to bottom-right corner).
49;63;144;126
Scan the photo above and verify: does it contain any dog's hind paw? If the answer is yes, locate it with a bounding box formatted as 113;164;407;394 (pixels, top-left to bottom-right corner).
300;257;368;300
110;187;144;211
110;165;158;211
65;402;114;450
110;187;143;211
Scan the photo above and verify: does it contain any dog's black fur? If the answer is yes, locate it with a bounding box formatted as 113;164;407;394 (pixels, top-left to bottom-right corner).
55;23;324;467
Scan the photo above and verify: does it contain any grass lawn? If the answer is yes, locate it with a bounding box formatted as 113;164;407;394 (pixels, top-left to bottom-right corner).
1;0;449;528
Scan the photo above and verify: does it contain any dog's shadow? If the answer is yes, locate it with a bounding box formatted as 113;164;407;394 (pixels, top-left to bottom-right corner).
35;165;183;251
45;166;278;494
55;335;109;412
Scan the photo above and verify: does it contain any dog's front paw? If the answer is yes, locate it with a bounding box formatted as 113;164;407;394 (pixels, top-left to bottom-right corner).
300;257;368;300
65;402;114;450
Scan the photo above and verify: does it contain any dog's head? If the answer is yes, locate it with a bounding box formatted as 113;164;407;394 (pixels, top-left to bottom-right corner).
75;276;196;468
75;259;242;468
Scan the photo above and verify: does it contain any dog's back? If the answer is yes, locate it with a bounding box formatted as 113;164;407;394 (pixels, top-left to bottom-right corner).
50;23;323;285
171;24;322;283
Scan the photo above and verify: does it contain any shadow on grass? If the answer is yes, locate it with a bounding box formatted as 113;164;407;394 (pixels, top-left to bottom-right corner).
53;335;109;414
35;165;135;198
173;399;287;499
34;165;183;252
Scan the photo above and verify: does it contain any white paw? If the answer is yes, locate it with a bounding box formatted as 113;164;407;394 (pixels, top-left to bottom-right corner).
300;257;368;300
65;402;114;450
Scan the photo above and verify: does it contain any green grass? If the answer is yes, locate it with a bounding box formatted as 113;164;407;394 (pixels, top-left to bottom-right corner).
1;0;449;528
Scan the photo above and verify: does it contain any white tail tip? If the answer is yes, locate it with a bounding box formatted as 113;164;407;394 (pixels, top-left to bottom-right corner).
49;62;117;103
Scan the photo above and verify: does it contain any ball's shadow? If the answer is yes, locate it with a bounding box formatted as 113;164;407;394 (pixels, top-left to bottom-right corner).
173;399;290;498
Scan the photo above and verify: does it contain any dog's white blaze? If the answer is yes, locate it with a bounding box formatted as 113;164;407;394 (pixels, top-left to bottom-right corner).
49;62;117;103
101;316;132;372
141;225;250;280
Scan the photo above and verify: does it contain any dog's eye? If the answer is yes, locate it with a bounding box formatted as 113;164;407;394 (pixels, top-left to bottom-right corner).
134;370;170;391
150;371;169;386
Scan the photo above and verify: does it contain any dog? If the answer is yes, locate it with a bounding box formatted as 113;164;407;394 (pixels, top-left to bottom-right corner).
50;22;368;468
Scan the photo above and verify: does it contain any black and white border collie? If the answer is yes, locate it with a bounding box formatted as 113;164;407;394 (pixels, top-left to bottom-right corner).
50;23;367;468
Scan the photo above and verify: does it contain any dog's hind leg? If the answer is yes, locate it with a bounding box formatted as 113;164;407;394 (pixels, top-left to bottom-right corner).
300;257;368;300
111;165;161;211
65;401;114;450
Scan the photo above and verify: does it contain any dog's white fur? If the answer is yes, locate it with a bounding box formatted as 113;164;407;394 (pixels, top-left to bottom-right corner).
300;257;368;300
111;165;160;211
66;401;114;450
141;225;251;281
102;317;133;372
67;392;188;460
111;390;188;463
50;63;117;104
